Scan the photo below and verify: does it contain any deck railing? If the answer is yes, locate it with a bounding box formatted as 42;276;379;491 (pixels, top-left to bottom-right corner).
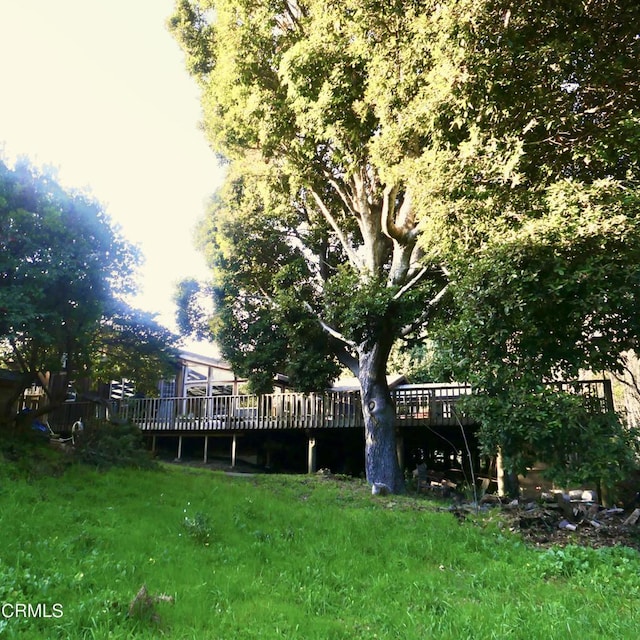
393;384;473;426
114;384;475;432
44;380;613;433
116;390;366;432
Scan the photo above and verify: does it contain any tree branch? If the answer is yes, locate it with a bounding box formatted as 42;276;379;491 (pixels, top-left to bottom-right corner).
302;301;356;349
400;283;449;337
382;185;416;245
323;172;358;217
253;276;356;353
309;189;364;271
299;301;358;374
381;183;401;241
392;266;429;300
329;337;359;376
283;0;305;30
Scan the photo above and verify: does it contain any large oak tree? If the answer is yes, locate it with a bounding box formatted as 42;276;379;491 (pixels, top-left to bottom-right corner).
171;0;640;491
170;0;451;491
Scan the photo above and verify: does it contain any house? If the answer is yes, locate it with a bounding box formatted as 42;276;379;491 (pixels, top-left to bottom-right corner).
169;351;244;398
167;350;289;398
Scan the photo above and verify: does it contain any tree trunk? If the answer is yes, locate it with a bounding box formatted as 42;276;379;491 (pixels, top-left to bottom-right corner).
359;342;404;493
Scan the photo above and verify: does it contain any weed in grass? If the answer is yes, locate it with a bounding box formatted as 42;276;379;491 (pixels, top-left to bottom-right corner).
127;584;174;629
535;543;640;600
181;504;214;546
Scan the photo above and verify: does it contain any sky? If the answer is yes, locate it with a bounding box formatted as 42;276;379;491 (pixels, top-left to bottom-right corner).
0;0;225;349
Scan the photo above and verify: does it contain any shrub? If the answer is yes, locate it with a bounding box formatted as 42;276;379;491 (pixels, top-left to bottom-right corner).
73;420;156;470
0;431;71;479
463;388;640;492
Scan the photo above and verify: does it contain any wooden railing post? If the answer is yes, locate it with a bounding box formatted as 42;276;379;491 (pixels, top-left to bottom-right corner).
603;378;614;413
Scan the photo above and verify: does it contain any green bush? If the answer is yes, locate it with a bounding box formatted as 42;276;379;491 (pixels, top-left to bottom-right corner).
463;388;640;492
72;420;156;470
0;431;71;479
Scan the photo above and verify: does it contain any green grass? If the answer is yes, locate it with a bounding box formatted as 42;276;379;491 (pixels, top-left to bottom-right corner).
1;461;639;639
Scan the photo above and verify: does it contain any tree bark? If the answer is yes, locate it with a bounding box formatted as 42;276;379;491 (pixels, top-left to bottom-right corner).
358;341;404;493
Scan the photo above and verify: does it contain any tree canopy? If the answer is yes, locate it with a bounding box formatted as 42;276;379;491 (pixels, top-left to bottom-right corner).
402;1;640;486
171;0;640;491
0;158;179;427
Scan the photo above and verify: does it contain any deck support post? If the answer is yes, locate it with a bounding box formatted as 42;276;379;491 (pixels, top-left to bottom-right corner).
204;435;209;463
307;435;317;474
264;441;272;469
231;433;237;468
151;435;156;456
395;432;405;472
177;435;183;461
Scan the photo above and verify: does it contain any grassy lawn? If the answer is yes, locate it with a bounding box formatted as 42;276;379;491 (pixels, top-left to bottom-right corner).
1;458;639;639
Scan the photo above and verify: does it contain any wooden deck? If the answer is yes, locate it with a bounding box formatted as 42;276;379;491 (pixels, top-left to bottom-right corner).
113;383;476;433
40;379;615;472
43;379;614;435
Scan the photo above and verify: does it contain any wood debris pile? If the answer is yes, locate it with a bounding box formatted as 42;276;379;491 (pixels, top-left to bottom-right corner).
452;490;640;550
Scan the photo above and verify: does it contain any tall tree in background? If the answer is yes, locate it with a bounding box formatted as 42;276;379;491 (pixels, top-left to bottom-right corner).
0;159;179;427
89;300;180;398
170;0;640;491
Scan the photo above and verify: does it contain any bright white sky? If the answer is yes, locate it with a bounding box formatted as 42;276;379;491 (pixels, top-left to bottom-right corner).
0;0;225;346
